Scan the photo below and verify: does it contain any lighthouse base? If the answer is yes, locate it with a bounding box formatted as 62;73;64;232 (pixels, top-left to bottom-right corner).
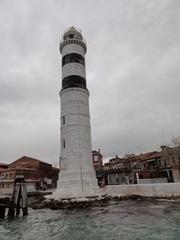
48;171;100;200
34;193;110;210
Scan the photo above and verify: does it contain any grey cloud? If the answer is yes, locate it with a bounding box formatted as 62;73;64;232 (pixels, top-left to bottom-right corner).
0;0;180;164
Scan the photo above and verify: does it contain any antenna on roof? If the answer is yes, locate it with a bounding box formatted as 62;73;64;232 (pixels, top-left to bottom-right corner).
161;128;170;146
161;128;166;145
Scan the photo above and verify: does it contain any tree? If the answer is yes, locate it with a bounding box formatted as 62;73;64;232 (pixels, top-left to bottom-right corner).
172;133;180;147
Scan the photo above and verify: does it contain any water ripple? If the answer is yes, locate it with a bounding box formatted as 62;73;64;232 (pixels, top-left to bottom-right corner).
0;200;180;240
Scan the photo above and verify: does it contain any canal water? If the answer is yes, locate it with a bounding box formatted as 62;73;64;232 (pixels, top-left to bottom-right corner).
0;199;180;240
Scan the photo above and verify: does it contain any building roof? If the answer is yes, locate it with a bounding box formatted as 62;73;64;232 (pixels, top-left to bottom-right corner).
0;163;8;167
106;151;161;167
123;151;160;163
8;156;52;169
0;163;8;173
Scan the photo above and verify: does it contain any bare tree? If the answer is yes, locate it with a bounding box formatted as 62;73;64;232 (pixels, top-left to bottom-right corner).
172;133;180;147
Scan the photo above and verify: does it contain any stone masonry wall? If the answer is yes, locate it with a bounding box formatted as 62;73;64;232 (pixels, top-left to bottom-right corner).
105;183;180;197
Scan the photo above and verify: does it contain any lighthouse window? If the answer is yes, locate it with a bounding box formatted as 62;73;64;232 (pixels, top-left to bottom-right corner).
62;53;85;66
62;140;65;148
62;116;65;125
62;75;87;90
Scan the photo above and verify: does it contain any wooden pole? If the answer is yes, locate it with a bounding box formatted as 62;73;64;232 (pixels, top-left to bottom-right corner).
9;176;28;217
7;205;15;218
0;206;6;218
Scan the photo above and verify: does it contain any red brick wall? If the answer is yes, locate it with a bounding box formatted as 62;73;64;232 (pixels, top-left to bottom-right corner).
8;157;39;170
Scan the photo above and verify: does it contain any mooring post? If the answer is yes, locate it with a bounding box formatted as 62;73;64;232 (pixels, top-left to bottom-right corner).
0;206;6;218
22;206;28;216
15;182;21;216
21;182;28;216
8;176;28;217
7;204;15;218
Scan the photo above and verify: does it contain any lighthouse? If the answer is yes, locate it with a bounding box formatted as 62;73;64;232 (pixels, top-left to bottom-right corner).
55;27;99;199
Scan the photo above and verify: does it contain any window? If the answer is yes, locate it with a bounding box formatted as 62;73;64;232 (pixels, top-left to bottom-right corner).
157;159;161;166
62;140;65;148
62;116;65;125
62;75;86;90
62;53;85;67
94;155;98;162
69;34;74;38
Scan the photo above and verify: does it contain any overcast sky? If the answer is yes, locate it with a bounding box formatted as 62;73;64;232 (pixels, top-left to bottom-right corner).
0;0;180;165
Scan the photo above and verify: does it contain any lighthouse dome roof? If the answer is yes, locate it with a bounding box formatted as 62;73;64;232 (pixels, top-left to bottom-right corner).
63;26;83;41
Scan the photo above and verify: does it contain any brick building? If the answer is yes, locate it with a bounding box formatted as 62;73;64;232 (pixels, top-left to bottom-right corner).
104;150;174;185
160;145;180;182
0;156;59;192
104;155;133;185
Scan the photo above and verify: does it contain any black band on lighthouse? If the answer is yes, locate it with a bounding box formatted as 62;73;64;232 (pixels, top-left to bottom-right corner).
62;53;85;67
62;75;87;90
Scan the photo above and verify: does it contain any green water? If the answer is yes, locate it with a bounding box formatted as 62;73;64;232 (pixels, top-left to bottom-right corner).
0;199;180;240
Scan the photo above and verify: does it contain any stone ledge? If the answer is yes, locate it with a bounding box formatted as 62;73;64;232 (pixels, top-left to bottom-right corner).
29;194;180;210
30;195;111;210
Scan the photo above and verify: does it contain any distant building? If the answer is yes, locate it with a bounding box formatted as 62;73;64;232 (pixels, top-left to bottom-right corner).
103;149;176;185
92;150;104;186
133;151;173;184
0;156;59;193
161;145;180;182
104;155;133;185
92;150;103;170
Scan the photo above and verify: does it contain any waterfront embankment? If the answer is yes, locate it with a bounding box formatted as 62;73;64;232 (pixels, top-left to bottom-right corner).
27;182;180;210
104;182;180;198
1;182;180;210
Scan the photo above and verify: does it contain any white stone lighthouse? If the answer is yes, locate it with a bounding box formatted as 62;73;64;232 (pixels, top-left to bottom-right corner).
54;27;99;199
